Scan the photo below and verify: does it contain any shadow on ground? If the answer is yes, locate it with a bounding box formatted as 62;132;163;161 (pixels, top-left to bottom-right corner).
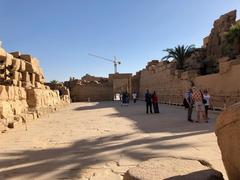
0;131;210;179
0;101;218;179
74;101;217;134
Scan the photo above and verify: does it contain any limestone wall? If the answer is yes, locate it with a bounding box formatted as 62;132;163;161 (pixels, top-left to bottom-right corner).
71;83;113;102
139;58;240;109
0;47;70;132
195;59;240;108
139;61;190;104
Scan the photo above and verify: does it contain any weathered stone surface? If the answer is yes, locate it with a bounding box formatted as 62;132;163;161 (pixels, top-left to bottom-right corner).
206;10;237;58
0;85;8;100
124;157;223;180
0;101;13;119
215;103;240;180
11;58;21;71
0;46;70;133
0;47;7;59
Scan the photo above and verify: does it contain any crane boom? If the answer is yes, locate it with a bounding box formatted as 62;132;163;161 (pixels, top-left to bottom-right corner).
88;53;114;63
88;53;121;74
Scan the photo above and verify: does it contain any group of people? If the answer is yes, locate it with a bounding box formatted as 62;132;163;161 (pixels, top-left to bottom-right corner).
120;91;138;106
145;90;159;114
184;87;212;123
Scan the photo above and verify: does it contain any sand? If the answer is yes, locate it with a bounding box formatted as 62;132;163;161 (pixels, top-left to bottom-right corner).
0;101;226;179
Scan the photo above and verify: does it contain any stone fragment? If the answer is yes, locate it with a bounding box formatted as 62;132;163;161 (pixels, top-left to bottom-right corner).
124;157;223;180
215;103;240;180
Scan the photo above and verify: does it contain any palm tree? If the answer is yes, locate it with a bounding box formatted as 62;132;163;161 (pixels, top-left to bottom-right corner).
162;45;195;70
50;80;59;84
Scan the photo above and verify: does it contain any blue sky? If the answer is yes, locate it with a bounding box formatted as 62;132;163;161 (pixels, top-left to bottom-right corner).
0;0;239;81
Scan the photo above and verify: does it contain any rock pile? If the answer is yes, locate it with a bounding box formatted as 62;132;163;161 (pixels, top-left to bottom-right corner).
0;47;70;132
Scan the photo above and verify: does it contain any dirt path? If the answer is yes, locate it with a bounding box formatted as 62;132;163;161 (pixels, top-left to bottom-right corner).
0;102;226;179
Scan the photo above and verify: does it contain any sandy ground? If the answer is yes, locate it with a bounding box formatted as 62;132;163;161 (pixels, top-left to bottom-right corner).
0;101;226;180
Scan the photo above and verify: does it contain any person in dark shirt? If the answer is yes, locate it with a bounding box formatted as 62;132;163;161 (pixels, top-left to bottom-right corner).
145;89;152;114
152;91;159;113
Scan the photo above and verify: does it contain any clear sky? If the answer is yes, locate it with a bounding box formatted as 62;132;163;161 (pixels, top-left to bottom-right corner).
0;0;239;81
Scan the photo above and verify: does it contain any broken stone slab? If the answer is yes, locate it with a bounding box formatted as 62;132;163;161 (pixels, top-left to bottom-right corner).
124;157;223;180
215;102;240;180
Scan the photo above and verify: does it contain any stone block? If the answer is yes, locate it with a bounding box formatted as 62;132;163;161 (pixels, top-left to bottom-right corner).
215;103;240;180
0;101;13;119
20;54;32;62
30;73;36;85
19;87;26;100
0;47;7;59
20;60;26;72
6;86;15;100
5;54;13;67
0;85;8;100
22;72;30;82
22;81;32;88
35;82;42;89
11;58;21;71
10;51;21;58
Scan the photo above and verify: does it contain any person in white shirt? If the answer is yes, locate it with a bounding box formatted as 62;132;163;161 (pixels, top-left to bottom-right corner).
203;90;212;121
132;92;137;103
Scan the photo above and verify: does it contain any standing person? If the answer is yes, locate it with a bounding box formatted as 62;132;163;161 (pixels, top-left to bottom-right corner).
183;88;193;122
145;89;152;114
203;90;212;121
132;91;137;103
152;91;159;113
192;87;206;123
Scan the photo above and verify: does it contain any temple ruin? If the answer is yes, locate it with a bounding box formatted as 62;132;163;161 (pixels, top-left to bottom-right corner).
65;10;240;110
0;48;70;132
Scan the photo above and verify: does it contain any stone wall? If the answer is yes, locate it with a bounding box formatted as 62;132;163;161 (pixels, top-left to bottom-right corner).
0;47;70;132
139;61;190;104
70;82;113;102
138;57;240;109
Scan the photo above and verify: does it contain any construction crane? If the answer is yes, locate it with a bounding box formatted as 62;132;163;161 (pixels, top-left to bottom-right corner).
88;53;121;74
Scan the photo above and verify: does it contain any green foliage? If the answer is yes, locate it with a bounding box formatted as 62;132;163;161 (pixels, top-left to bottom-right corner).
162;45;195;70
225;22;240;44
50;80;59;84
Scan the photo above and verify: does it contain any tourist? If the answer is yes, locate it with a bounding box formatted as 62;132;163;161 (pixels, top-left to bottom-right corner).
192;87;206;123
145;89;152;114
132;91;137;103
203;90;212;121
121;91;129;106
152;91;159;113
183;88;193;122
